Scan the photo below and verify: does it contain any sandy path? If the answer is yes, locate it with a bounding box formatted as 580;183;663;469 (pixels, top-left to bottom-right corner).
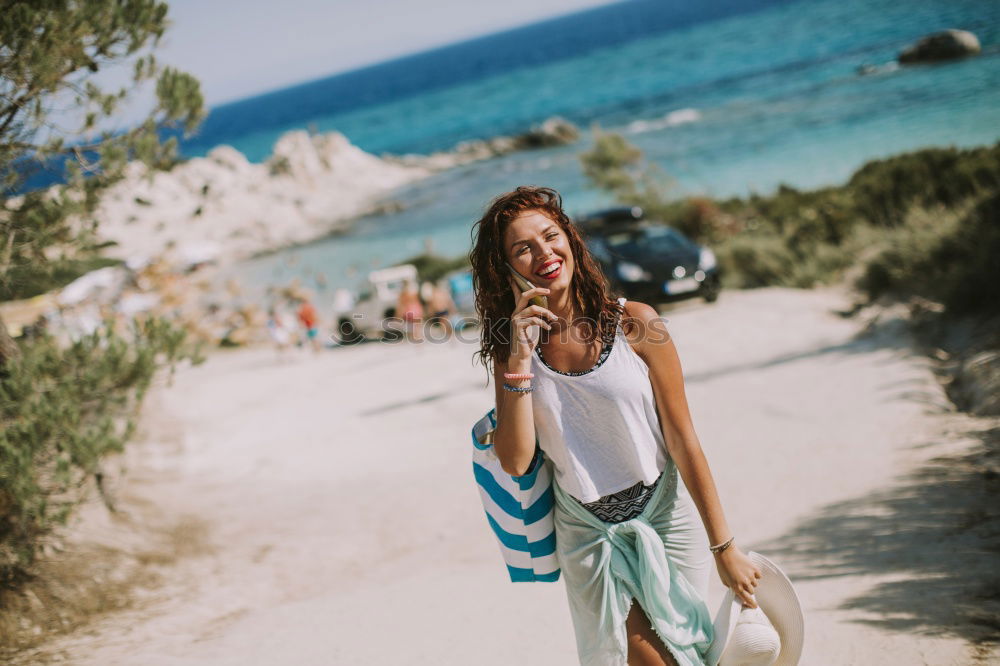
26;285;997;665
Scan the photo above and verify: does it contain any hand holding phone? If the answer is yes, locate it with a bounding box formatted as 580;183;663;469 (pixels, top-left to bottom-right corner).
505;261;556;361
506;262;548;309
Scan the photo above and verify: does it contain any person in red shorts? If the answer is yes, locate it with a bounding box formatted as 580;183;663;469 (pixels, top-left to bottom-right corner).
296;296;322;352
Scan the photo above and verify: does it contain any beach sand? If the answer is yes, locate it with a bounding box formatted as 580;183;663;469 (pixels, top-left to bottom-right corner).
15;284;998;665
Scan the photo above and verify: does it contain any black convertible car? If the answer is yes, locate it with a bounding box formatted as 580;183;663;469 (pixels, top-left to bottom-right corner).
575;206;721;304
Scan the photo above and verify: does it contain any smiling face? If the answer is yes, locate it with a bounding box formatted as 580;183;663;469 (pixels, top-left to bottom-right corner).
503;209;574;295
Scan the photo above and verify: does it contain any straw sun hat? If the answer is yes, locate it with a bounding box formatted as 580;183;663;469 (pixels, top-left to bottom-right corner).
705;551;804;666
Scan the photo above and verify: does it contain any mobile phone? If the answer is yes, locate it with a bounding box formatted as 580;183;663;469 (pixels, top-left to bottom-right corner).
506;261;548;309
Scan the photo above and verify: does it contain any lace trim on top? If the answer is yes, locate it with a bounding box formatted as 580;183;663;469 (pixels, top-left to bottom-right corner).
534;310;621;376
535;340;613;376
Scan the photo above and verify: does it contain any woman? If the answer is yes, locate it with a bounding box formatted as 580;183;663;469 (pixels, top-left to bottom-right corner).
295;296;322;353
469;186;761;666
265;305;293;357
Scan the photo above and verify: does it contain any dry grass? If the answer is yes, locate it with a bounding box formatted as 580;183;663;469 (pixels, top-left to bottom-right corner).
0;493;213;661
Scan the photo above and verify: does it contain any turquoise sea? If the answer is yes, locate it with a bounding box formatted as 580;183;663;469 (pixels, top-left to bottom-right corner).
198;0;1000;299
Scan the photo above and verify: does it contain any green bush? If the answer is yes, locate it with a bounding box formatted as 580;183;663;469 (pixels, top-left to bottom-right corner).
715;233;795;288
857;194;1000;316
0;317;204;585
848;143;1000;227
785;241;857;289
937;193;1000;315
0;0;208;596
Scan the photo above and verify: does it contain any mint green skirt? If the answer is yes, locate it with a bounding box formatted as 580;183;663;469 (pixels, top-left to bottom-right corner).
552;460;714;665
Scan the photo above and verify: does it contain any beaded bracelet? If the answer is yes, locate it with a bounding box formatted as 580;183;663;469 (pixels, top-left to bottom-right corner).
503;372;534;380
502;382;533;393
709;535;735;554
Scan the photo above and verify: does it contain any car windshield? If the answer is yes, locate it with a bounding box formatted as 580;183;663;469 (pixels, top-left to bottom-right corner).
603;226;692;255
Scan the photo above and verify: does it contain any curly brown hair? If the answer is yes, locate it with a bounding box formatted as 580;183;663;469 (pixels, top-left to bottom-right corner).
469;185;626;378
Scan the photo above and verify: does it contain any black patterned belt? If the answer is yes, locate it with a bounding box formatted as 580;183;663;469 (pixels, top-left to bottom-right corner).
574;472;663;523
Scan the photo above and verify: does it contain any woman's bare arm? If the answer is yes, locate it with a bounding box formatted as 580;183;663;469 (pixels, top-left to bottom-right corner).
624;301;732;545
491;355;538;477
624;300;761;606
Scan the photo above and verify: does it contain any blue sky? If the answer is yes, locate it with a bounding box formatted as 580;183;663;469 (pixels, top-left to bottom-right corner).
154;0;622;106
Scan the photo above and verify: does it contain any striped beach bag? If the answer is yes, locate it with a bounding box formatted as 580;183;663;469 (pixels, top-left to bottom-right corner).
471;407;560;582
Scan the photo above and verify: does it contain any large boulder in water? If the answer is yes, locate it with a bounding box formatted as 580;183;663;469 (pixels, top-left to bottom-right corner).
898;29;981;64
512;116;580;149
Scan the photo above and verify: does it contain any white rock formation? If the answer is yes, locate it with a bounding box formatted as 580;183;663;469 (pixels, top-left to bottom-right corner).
70;116;580;269
89;130;433;267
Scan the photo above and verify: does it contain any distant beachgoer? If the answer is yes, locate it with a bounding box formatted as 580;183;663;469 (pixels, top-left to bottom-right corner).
425;281;456;338
296;297;322;352
266;307;293;357
396;280;424;343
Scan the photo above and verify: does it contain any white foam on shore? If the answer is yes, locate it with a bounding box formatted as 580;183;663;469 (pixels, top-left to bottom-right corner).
626;108;701;134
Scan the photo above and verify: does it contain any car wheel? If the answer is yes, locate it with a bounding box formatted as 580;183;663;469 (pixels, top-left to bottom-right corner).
336;318;364;345
702;278;721;303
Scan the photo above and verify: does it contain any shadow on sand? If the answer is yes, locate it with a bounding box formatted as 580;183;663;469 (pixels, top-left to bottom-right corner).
755;418;1000;650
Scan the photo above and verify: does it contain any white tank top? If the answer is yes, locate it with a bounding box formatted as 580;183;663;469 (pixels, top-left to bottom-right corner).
530;297;669;502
